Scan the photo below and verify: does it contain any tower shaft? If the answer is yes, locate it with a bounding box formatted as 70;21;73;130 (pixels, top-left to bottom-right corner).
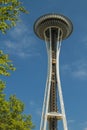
48;28;58;130
40;27;68;130
34;13;73;130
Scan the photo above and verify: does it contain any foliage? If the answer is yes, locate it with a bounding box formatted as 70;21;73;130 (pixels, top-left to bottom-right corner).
0;80;34;130
0;50;16;76
0;50;34;130
0;49;34;130
0;0;28;34
0;1;34;129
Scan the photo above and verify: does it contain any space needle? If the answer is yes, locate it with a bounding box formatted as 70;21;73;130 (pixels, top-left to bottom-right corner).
34;13;73;130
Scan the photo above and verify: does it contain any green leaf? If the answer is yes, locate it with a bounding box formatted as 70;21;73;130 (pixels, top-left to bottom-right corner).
0;50;16;76
0;0;28;34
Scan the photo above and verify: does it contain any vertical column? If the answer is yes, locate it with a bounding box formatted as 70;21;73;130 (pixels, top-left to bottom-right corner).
49;28;58;130
56;30;68;130
40;28;53;130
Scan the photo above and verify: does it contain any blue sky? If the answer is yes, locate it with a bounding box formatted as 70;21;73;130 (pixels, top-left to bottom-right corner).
0;0;87;130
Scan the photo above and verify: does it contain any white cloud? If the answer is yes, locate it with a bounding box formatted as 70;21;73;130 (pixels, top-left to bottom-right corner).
72;61;87;79
72;69;87;79
36;109;41;116
29;101;35;106
2;22;40;58
84;128;87;130
9;22;33;39
61;64;71;73
68;119;75;124
10;24;28;38
82;35;87;43
61;60;87;80
29;100;41;116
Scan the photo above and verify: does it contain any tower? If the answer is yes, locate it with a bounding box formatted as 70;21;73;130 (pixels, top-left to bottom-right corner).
34;14;73;130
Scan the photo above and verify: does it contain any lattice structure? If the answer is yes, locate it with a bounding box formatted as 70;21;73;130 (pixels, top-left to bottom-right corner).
34;14;73;130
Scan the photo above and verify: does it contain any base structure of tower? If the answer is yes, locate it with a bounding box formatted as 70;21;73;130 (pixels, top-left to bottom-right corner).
34;14;73;130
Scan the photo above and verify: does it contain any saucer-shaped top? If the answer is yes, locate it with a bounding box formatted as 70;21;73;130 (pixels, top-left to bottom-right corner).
34;13;73;40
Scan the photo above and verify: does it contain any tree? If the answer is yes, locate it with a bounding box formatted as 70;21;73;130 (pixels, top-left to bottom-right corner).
0;1;34;129
0;50;34;129
0;0;28;34
0;80;34;130
0;50;16;76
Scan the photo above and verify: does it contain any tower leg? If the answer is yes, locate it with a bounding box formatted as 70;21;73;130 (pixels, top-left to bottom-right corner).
56;40;68;130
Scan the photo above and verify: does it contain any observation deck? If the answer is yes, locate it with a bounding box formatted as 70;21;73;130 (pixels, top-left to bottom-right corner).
34;13;73;40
